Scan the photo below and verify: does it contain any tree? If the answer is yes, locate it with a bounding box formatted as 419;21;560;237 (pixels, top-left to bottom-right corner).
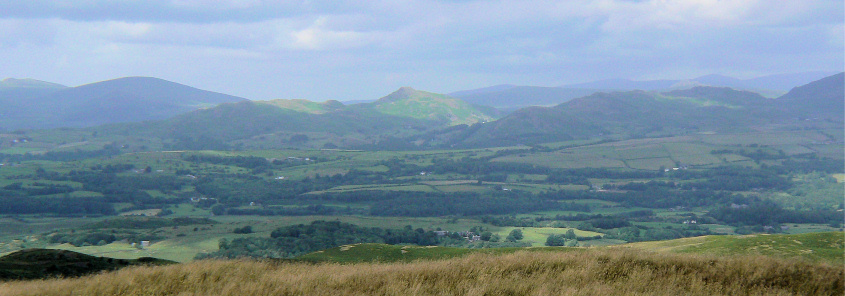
545;234;566;246
564;229;576;240
506;229;523;242
233;225;253;234
480;231;493;241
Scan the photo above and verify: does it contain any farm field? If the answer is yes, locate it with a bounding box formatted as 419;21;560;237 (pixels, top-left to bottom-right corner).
0;124;841;264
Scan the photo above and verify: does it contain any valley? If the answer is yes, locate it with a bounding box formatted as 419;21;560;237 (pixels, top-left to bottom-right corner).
0;73;841;295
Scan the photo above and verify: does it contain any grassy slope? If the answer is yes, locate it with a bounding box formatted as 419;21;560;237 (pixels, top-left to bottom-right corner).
1;248;840;296
372;87;494;125
619;232;844;264
294;243;577;263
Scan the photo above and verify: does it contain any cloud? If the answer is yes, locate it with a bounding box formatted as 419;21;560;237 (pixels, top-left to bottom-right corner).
0;0;841;101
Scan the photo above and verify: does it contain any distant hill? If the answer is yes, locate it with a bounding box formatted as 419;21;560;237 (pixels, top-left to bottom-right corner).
370;87;495;125
447;84;516;97
96;87;497;150
663;86;768;107
559;71;838;95
432;73;844;148
449;86;599;109
0;78;66;90
440;87;778;147
776;72;844;120
0;77;246;130
562;78;679;91
0;78;69;130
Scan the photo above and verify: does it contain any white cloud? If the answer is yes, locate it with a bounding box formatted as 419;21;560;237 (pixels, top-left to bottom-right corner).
0;0;840;100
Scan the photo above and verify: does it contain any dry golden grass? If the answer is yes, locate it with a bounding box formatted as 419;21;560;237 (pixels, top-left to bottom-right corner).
1;248;841;296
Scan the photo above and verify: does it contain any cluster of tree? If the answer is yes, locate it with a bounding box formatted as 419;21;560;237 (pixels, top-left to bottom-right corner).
0;196;114;216
679;166;791;191
707;200;843;226
0;145;121;163
540;189;750;209
200;221;445;259
545;229;578;247
47;230;163;247
779;159;844;174
213;204;365;216
183;154;270;169
80;217;216;230
232;226;253;234
367;191;558;217
604;225;712;242
0;182;75;197
425;158;653;185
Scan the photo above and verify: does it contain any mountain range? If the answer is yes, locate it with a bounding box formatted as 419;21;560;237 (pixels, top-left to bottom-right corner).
422;73;845;147
2;72;842;150
449;71;838;110
0;77;245;130
97;86;497;150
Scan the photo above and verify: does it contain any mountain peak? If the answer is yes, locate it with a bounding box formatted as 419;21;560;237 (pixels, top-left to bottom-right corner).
0;78;67;89
372;87;495;125
378;87;426;103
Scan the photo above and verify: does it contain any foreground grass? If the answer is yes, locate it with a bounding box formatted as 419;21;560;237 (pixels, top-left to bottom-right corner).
1;248;841;296
295;243;577;263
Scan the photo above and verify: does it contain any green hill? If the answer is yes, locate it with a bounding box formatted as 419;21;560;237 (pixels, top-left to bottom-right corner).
91;87;498;150
451;88;770;147
371;87;495;125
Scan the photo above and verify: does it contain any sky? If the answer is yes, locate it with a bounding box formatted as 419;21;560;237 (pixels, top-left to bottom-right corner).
0;0;842;101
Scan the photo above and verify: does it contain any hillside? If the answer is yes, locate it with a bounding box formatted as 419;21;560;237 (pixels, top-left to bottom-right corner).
261;99;345;114
561;71;837;93
435;73;844;148
371;87;495;125
0;78;66;90
0;248;840;295
449;87;771;147
0;79;68;131
99;98;438;150
620;232;843;264
0;77;246;130
776;72;844;120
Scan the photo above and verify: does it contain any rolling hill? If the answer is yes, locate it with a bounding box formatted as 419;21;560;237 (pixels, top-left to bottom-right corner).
430;73;844;148
776;72;844;120
444;88;769;147
93;86;499;150
560;71;837;93
0;77;246;130
370;87;495;125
